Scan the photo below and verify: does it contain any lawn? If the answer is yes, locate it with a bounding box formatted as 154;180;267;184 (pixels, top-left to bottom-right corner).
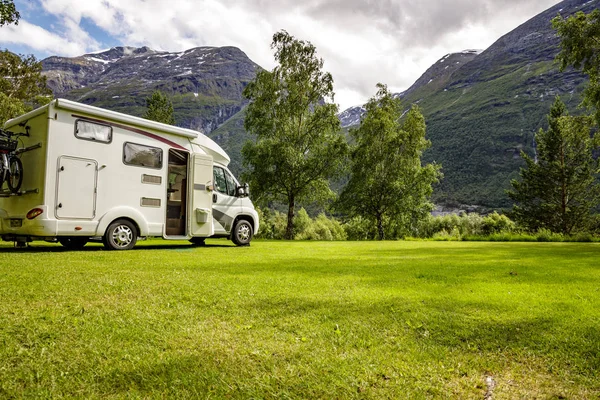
0;240;599;399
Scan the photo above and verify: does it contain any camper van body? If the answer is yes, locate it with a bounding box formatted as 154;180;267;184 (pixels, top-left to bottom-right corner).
0;99;258;249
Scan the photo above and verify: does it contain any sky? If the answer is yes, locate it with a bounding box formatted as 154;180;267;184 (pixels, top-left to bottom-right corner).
1;0;563;110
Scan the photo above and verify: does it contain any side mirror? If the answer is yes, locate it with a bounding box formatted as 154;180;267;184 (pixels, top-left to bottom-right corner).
237;183;250;198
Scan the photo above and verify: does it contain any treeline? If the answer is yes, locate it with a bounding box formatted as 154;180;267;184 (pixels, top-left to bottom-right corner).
247;11;600;242
255;208;600;242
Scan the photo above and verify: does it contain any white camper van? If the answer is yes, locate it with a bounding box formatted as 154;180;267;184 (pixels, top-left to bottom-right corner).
0;98;259;250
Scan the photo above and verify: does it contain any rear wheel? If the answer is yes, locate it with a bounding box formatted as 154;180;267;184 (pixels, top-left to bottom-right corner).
7;156;23;193
59;237;88;249
103;219;137;250
231;219;253;246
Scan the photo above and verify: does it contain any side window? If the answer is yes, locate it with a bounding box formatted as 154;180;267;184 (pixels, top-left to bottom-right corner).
213;167;227;193
224;170;237;197
75;120;112;143
123;142;163;169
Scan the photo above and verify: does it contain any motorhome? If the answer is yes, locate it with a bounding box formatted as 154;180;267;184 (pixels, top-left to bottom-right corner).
0;98;259;250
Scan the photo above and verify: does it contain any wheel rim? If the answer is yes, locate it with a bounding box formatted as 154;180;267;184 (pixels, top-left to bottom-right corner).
9;163;20;187
111;225;133;248
237;223;250;242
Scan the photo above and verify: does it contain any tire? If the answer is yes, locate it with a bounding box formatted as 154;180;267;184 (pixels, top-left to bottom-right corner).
59;237;88;249
189;237;206;246
103;219;138;250
231;219;253;246
0;156;6;190
7;156;23;194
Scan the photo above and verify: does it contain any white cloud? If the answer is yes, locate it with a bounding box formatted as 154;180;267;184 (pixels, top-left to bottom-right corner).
2;0;563;109
0;20;93;56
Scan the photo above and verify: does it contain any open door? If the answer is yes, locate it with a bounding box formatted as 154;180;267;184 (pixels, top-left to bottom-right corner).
188;153;214;237
165;149;189;236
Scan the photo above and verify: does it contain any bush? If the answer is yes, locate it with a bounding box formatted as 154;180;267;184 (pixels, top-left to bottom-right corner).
432;227;462;241
482;212;516;235
255;207;287;239
342;216;377;241
536;228;564;242
296;213;347;241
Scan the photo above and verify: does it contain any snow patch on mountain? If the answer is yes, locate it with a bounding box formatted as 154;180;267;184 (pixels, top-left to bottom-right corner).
338;105;366;128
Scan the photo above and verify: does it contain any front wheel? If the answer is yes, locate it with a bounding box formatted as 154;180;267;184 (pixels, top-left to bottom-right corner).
231;219;253;246
7;156;23;194
103;219;138;250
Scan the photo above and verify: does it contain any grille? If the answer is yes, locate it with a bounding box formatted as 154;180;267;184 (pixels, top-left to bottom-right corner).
141;174;162;184
140;197;161;207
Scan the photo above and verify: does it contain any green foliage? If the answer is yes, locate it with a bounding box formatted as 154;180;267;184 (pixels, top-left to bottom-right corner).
0;50;51;125
508;97;600;234
341;216;377;241
481;212;516;235
0;0;19;26
142;90;175;125
256;207;346;241
295;212;347;241
415;212;515;239
553;9;600;124
242;30;348;239
338;83;441;240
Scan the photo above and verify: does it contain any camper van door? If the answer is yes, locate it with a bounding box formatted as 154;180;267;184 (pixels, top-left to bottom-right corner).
189;153;214;237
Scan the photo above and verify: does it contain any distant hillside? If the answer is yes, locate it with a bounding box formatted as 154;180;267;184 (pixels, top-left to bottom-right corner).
42;46;260;134
341;0;596;209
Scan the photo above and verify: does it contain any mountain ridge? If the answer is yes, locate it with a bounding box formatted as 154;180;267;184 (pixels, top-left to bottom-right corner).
41;45;260;134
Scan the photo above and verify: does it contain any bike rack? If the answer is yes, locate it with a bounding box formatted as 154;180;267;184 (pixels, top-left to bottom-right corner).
0;142;43;197
15;143;42;155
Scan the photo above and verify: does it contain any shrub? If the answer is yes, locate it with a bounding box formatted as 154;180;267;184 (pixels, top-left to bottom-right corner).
536;228;564;242
482;212;516;235
255;207;287;239
342;216;377;241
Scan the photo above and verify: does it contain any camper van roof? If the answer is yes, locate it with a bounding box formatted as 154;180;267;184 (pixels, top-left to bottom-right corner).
4;98;230;165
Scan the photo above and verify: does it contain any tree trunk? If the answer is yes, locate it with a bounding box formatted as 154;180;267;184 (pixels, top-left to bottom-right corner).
376;213;384;240
560;142;568;234
285;196;295;240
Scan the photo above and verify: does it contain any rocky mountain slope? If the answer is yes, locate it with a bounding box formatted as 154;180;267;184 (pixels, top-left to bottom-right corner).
42;45;260;134
341;0;596;209
339;50;480;130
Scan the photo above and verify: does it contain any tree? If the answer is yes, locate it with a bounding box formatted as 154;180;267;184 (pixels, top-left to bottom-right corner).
0;51;52;125
0;0;19;26
508;97;600;234
337;84;441;240
553;9;600;124
242;30;347;240
142;90;175;125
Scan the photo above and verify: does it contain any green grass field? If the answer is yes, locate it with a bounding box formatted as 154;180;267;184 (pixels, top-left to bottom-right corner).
1;240;599;399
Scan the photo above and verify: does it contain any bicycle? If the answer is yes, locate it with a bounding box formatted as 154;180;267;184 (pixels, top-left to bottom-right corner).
0;128;24;194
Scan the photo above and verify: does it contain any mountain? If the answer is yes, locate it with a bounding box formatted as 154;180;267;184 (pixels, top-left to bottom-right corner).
41;45;260;134
338;105;366;128
341;0;596;209
340;50;480;129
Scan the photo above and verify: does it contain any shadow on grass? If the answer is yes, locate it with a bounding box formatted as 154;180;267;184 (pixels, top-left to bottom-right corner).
95;355;225;397
0;242;235;253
